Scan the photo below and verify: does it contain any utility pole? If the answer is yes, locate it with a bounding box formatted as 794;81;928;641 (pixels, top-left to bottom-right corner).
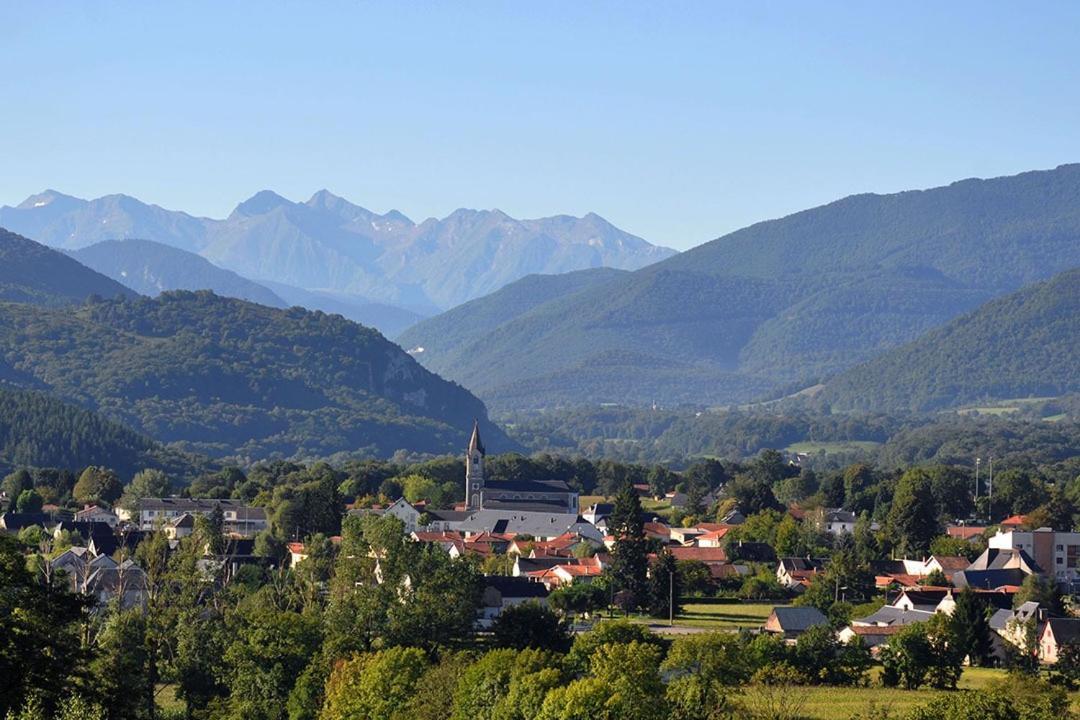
975;457;981;518
669;568;674;627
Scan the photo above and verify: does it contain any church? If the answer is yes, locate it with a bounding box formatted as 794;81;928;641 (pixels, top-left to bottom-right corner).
417;423;597;541
464;421;578;515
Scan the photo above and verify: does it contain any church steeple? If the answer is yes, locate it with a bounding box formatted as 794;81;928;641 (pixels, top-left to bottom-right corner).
465;420;485;510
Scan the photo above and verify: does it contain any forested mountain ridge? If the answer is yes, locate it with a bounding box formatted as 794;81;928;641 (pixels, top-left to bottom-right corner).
0;188;675;312
0;291;513;461
405;164;1080;410
0;386;210;480
0;227;137;306
396;266;628;354
71;239;286;308
818;267;1080;413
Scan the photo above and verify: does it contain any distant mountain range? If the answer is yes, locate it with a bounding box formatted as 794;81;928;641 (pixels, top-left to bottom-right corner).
0;189;675;319
0;229;512;461
71;239;287;308
0;228;137;307
818;268;1080;413
400;164;1080;411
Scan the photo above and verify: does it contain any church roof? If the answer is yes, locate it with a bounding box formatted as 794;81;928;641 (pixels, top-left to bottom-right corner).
483;479;572;494
469;420;485;456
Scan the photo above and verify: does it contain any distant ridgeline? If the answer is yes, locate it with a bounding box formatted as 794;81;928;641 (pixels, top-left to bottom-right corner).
0;290;514;462
401;164;1080;411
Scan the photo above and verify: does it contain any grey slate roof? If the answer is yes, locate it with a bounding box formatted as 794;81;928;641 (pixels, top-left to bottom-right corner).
769;606;829;632
953;568;1030;590
853;605;934;626
484;575;550;599
1047;618;1080;646
484;479;572;494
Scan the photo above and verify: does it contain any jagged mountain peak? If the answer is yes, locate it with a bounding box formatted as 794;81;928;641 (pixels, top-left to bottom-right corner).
231;190;295;218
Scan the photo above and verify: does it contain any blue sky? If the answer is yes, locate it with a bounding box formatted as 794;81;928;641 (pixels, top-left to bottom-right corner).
2;2;1079;250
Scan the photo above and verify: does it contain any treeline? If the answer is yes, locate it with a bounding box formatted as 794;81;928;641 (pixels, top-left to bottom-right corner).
503;405;1080;470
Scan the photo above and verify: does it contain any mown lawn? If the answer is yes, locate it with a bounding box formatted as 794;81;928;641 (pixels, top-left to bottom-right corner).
656;601;778;630
793;667;1002;718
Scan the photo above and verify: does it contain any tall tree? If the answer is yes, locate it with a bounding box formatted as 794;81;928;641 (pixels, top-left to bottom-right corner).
608;486;649;610
949;589;993;667
887;468;941;557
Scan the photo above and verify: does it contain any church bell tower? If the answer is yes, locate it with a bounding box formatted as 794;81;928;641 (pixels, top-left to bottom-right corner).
465;420;485;510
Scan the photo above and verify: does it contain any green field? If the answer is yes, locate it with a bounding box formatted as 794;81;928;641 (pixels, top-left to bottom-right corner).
785;441;882;456
673;601;776;629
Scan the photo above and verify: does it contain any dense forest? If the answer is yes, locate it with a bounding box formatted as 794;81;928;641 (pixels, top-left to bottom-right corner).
0;290;512;462
0;387;210;481
819;268;1080;413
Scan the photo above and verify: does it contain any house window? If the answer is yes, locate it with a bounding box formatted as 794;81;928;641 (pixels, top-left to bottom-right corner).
1057;557;1064;564
1057;545;1064;551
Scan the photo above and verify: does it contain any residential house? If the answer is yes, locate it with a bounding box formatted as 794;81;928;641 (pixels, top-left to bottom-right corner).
74;505;119;527
816;508;857;536
776;557;826;589
0;512;50;532
838;625;903;656
954;547;1040;590
477;576;550;628
1040;618;1080;664
135;498;267;537
582;503;613;526
763;607;829;641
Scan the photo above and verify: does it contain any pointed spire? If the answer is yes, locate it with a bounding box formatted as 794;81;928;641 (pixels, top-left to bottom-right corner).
468;419;485;456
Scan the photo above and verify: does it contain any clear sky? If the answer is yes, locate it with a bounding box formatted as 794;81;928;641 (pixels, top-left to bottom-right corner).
2;2;1079;250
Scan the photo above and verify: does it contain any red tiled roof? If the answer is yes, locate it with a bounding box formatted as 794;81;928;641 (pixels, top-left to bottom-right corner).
1001;515;1028;527
946;525;986;540
644;522;671;537
668;547;729;563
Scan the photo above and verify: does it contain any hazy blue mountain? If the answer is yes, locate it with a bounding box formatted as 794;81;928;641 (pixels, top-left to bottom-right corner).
0;291;513;461
0;190;211;252
819;268;1080;413
401;164;1080;410
71;239;286;307
1;189;674;311
0;227;137;306
264;281;425;338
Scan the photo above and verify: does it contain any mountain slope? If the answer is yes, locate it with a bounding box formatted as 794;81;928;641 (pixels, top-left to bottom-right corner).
403;164;1080;409
0;291;512;461
818;268;1080;413
0;227;138;306
264;282;424;338
396;266;628;355
71;239;286;307
1;189;675;310
0;386;211;480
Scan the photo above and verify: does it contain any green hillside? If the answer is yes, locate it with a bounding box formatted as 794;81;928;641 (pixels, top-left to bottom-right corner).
404;164;1080;410
0;386;210;480
819;268;1080;413
0;227;137;306
0;291;512;461
396;266;627;352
